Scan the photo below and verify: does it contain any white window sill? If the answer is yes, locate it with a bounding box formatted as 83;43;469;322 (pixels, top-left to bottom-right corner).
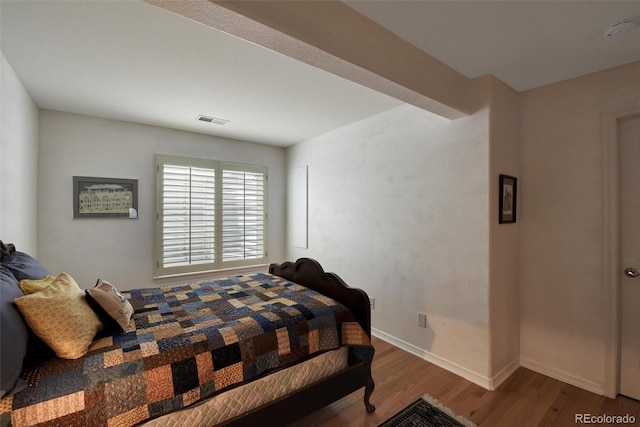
153;264;269;284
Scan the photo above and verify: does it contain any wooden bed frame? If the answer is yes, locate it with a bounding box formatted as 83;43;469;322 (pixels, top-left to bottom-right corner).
221;258;376;426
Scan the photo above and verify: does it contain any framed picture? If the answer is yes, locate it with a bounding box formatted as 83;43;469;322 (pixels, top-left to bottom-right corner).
499;174;517;224
73;176;138;218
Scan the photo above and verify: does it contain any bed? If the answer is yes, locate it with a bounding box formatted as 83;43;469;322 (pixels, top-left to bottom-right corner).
0;242;375;426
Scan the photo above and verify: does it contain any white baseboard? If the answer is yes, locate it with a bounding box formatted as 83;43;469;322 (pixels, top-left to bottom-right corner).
371;328;603;396
372;328;515;391
490;359;520;390
520;356;604;395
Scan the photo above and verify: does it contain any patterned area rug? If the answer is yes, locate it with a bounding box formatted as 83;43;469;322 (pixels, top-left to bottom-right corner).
378;394;478;427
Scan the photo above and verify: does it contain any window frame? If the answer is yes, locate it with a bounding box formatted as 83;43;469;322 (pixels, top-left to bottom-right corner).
155;154;268;278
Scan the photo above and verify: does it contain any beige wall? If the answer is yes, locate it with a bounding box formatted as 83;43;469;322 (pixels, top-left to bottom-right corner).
519;60;640;394
0;54;39;254
37;111;286;289
488;76;521;382
287;78;514;387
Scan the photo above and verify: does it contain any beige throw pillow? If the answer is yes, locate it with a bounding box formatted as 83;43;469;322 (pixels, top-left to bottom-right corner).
13;273;102;359
85;279;133;333
18;274;56;294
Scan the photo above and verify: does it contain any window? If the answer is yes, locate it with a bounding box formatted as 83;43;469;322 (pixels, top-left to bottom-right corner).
156;155;267;276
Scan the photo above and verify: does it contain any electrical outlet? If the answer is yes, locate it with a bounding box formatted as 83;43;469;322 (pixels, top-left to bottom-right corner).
370;298;375;310
417;312;427;328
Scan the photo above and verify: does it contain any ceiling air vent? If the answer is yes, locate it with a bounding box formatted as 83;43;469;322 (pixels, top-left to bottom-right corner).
196;115;230;125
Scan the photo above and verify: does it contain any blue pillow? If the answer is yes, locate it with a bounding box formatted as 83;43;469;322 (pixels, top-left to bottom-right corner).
1;251;50;281
0;265;29;398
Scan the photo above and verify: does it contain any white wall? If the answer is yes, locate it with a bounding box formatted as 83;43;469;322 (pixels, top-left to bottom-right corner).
37;110;286;289
519;60;640;394
287;95;494;383
487;76;520;382
0;54;39;254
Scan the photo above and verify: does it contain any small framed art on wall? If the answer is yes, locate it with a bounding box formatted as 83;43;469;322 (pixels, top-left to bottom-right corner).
73;176;138;218
499;174;517;224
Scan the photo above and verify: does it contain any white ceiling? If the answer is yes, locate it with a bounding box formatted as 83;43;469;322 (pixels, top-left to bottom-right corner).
0;0;402;147
2;1;639;147
347;0;640;92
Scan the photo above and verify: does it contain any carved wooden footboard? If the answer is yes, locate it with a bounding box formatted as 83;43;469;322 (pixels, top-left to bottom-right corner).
269;258;372;337
220;258;376;426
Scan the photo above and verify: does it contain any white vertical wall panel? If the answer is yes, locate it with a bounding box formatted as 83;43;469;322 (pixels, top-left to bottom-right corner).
290;165;308;249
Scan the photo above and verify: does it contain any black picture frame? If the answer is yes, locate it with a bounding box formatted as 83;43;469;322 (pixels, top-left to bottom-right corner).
499;174;517;224
73;176;138;218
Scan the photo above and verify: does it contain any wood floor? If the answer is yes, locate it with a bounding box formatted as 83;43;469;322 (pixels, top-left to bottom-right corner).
291;337;640;427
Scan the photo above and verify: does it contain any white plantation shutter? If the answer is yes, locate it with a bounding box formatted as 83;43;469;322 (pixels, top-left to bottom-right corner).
161;164;195;268
156;155;267;276
222;168;265;262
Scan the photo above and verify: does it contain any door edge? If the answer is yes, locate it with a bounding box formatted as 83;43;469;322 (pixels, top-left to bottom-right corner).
602;105;640;399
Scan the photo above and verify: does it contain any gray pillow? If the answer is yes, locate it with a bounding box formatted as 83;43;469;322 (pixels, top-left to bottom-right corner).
0;265;29;398
1;251;50;281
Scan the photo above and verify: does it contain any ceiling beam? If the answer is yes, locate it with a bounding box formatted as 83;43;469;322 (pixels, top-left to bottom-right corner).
146;0;472;119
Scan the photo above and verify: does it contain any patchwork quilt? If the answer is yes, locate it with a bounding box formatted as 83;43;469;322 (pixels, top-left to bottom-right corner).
0;273;372;427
